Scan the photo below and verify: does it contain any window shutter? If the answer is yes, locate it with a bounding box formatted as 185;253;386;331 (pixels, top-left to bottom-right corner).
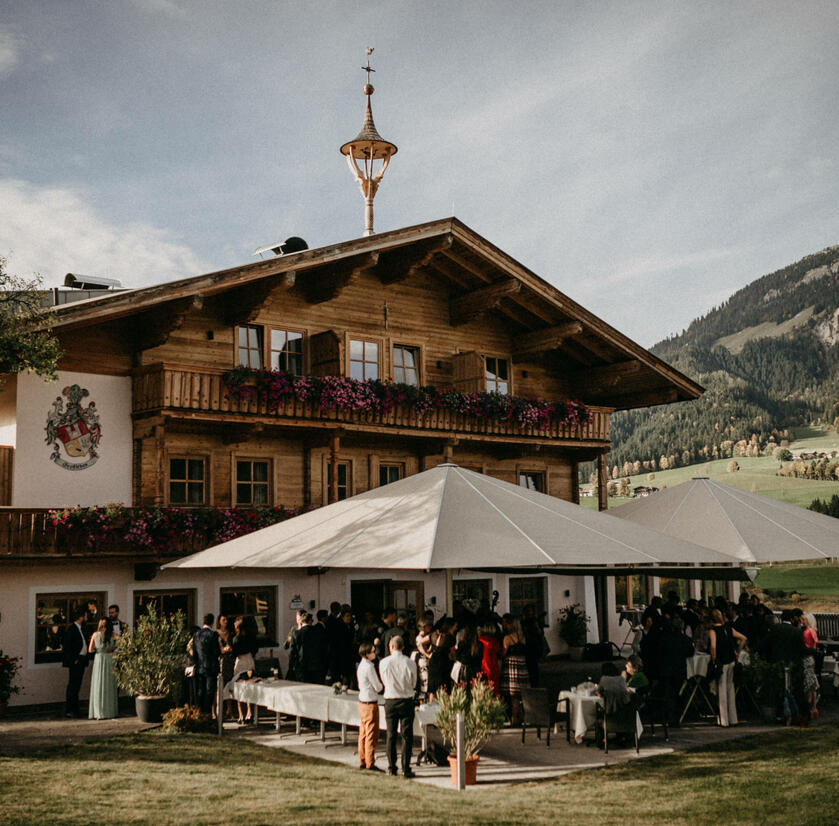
309;330;343;377
452;351;485;393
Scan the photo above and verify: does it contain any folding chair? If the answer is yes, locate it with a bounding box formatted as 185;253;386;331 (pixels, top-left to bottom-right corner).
521;687;559;747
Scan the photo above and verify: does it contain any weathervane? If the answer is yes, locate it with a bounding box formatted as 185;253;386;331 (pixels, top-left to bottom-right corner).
340;47;398;237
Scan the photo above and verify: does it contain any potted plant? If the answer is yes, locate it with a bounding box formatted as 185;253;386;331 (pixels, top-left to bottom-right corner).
113;606;190;723
0;650;22;717
558;603;589;661
434;679;506;786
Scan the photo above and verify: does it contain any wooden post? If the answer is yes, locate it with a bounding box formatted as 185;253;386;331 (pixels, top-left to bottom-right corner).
329;434;340;504
571;461;580;505
597;452;608;512
446;568;454;617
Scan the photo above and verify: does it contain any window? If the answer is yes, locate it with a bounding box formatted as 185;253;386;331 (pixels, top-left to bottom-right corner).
328;461;351;501
519;471;545;493
660;577;690;603
452;578;493;613
349;339;379;381
169;457;206;505
379;463;403;486
237;325;263;368
392;345;420;386
485;356;509;394
270;328;304;375
34;591;106;664
134;589;196;628
219;586;277;646
508;577;546;619
236;459;270;505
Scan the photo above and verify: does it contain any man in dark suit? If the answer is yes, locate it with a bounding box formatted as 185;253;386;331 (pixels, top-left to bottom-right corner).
194;613;221;714
62;607;90;717
298;613;328;684
759;610;806;664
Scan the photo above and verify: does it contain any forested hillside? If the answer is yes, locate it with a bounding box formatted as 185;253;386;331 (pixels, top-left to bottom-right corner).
605;245;839;474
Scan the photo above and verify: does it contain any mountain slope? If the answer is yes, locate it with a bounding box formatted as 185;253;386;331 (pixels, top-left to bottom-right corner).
606;245;839;472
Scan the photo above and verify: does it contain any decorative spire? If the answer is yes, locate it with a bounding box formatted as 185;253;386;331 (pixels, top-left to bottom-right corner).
340;48;398;236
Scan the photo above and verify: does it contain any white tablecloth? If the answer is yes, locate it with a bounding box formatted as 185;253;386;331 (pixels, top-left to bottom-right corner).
686;652;712;680
228;679;435;736
557;689;644;744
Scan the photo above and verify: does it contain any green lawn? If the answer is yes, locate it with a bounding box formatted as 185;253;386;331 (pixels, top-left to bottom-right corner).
753;565;839;600
2;727;838;825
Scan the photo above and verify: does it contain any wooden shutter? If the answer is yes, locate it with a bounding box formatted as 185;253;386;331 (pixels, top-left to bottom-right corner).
309;330;343;377
452;351;485;393
0;445;13;505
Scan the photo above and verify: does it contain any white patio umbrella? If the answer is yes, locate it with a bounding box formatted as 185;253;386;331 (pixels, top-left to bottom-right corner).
163;464;745;577
611;477;839;564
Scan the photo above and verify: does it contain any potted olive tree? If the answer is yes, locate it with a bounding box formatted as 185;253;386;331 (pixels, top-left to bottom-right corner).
558;603;589;661
113;606;190;723
434;679;506;786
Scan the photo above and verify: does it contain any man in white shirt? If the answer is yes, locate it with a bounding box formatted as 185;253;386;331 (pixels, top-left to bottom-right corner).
378;635;418;778
356;643;383;771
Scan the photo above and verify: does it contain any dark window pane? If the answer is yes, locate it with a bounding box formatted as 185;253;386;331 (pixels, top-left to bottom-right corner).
253;462;268;482
170;481;186;503
170;458;186;479
497;359;508;381
253;485;268;505
187;460;203;480
236;462;251;482
236;483;251;504
187;483;203;504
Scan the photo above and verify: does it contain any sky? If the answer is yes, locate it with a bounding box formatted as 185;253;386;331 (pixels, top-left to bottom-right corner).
1;0;837;346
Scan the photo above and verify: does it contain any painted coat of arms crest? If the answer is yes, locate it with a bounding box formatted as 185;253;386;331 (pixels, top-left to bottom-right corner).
45;384;102;470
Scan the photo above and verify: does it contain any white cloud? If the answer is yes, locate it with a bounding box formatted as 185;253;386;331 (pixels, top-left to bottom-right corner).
0;26;21;78
0;179;207;288
128;0;188;19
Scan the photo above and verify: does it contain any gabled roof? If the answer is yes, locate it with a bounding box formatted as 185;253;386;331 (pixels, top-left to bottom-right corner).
46;217;702;409
611;477;839;563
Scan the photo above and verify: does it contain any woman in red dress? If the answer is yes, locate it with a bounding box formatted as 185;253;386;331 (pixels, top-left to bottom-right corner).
478;623;501;696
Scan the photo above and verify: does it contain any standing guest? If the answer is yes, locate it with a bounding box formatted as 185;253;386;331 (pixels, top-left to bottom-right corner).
298;612;329;684
357;611;379;646
356;643;384;771
332;608;357;686
709;608;746;727
478;624;501;695
231;616;259;723
801;613;820;719
108;604;126;639
285;609;307;681
413;621;433;698
62;607;90;718
454;624;483;684
427;618;457;700
325;601;344;682
522;605;546;687
379;636;418;778
376;607;398;659
501;614;529;726
194;613;221;716
216;614;235;721
87;618;119;719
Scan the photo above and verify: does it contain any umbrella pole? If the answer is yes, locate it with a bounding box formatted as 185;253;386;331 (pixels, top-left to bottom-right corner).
446;568;454;616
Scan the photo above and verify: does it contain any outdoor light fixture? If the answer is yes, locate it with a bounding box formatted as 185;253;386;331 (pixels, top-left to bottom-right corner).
340;48;398;237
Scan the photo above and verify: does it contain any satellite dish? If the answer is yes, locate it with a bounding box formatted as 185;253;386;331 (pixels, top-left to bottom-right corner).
253;236;309;257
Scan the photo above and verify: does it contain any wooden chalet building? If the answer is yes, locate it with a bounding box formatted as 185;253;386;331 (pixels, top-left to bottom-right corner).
0;217;704;707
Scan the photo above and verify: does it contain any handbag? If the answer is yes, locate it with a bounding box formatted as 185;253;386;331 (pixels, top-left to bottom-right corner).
450;661;464;683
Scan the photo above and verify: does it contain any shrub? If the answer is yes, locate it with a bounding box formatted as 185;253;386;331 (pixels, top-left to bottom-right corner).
434;679;506;757
557;603;589;647
0;650;22;702
161;705;214;733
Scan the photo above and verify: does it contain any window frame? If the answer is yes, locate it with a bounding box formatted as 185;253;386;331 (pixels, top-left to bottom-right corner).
517;469;546;494
321;455;353;503
133;588;196;629
484;353;512;395
34;591;107;665
219;585;278;647
347;335;383;382
391;343;422;387
507;575;548;621
167;454;209;507
268;326;306;375
236;324;264;369
378;462;404;487
233;456;273;507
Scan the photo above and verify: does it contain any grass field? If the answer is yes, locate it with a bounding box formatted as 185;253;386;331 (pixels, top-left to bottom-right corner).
2;727;839;825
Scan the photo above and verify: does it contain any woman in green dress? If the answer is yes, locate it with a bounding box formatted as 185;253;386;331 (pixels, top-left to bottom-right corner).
88;618;119;719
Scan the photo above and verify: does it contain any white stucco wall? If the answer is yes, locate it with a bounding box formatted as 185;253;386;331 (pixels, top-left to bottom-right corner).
12;371;132;507
0;373;17;446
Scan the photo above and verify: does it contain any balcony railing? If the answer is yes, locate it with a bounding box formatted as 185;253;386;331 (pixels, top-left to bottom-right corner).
133;365;611;443
0;508;210;559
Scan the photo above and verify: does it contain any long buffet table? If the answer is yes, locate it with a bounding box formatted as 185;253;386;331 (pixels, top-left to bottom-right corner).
225;679;438;744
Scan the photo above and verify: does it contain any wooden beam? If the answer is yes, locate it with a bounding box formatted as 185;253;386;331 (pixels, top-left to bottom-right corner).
513;322;583;359
441;247;496;283
563;360;642;393
592;387;679;410
208;272;295;327
450;279;521;326
299;252;379;303
597;452;608;512
507;293;557;325
428;257;473;290
374;235;453;284
117;297;194;352
573;333;619;362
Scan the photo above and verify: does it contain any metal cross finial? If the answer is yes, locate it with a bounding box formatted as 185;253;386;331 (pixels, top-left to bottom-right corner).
363;46;376;84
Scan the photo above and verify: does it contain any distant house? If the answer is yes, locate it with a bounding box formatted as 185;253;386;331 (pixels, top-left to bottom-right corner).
633;486;659;497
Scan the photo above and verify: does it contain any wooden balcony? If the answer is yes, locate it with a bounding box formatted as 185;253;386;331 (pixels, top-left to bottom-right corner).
133;365;611;446
0;508;210;560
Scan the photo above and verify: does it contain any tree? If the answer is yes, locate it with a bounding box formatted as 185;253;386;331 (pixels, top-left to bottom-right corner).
0;258;61;385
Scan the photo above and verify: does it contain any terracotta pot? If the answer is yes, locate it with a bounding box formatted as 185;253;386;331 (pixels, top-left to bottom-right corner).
447;754;479;786
135;695;170;723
